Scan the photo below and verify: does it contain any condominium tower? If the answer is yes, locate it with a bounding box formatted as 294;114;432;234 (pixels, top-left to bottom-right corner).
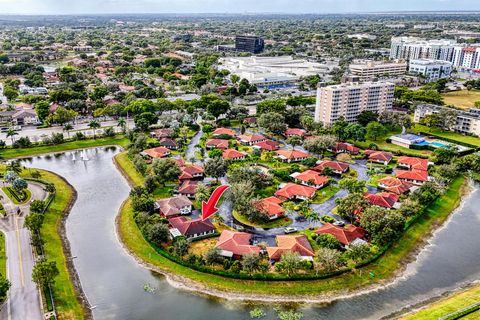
315;82;395;125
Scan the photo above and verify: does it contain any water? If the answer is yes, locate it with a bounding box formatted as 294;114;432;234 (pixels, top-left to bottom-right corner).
21;147;480;320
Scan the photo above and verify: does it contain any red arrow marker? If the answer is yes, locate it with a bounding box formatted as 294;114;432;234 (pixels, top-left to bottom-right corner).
201;185;230;221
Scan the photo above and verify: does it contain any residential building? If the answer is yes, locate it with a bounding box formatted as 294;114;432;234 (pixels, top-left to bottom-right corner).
216;231;261;259
275;183;316;200
390;133;426;148
349;60;407;80
315;224;366;247
453;46;480;69
141;147;171;159
397;156;429;171
222;149;247;161
238;134;265;146
409;59;452;82
178;180;199;198
377;176;415;195
365;192;400;209
390;37;457;61
151;128;174;139
314;82;394;125
156;196;193;218
290;170;329;189
284;128;307;137
275;150;309;163
266;235;315;262
206;139;229;150
254;196;285;220
179;165;204;181
333;142;360;154
0;109;40;127
414;104;480;136
212;127;236;137
364;150;393;165
168;217;216;239
159;137;178;150
396;170;429;185
313;161;349;175
253;140;280;151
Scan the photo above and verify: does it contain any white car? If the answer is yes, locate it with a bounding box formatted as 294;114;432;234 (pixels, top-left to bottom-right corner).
284;227;298;234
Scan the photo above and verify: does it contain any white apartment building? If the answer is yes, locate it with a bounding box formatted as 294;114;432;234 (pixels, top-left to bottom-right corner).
452;46;480;70
390;37;457;62
414;104;480;136
315;82;394;125
408;59;452;82
349;60;407;80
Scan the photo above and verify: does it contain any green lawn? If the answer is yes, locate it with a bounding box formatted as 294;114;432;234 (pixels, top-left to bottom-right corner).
412;123;480;147
0;136;130;159
311;185;340;204
114;151;145;186
442;89;480;110
367;174;388;187
232;210;292;229
354;137;432;158
402;284;480;320
1;187;32;204
0;231;5;278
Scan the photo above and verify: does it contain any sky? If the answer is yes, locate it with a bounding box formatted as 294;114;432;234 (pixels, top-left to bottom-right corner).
0;0;478;15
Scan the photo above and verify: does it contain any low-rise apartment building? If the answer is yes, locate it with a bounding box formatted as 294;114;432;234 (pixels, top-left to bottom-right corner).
414;104;480;136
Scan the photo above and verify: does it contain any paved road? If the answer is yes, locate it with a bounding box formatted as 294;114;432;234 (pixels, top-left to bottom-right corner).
0;182;47;320
0;119;134;146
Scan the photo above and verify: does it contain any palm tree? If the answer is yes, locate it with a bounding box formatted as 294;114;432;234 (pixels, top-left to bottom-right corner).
6;128;18;144
88;120;100;139
117;118;126;133
6;160;22;175
63;124;73;138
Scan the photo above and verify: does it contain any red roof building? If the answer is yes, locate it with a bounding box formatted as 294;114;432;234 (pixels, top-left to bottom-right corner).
212;127;236;137
365;150;393;165
254;196;285;220
395;169;429;185
275;183;316;200
313;161;349;175
156;196;193;218
285;128;307;137
152;128;174;139
364;192;400;209
275;149;309;163
142;146;171;159
159;137;178;150
178;180;199;198
223;149;247;160
334;142;360;154
216;230;260;259
290;170;329;189
169;217;216;239
253;139;280;151
377;176;414;195
238;134;266;146
397;156;429;171
266;235;315;261
179;165;204;181
206;138;229;150
315;223;366;246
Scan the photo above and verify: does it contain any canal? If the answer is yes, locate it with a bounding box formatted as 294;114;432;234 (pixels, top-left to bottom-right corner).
21;147;480;320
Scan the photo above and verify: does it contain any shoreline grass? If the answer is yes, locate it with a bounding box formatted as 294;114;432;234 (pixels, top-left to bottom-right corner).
0;135;130;160
0;232;5;277
115;151;468;296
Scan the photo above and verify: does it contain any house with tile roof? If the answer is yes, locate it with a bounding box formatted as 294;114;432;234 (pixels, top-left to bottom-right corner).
141;146;171;159
156;196;193;218
377;176;414;195
151;128;174;139
159;137;179;150
212;127;236;137
364;192;400;209
216;230;261;259
313;160;349;175
254;196;285;220
253;139;280;151
168;217;216;239
266;235;315;262
397;156;429;171
238;134;266;146
333;142;360;154
223;149;247;161
206;138;229;150
275;149;309;163
290;170;329;189
178;180;199;198
395;169;429;185
284;128;307;138
315;223;366;247
364;150;393;165
275;183;316;200
179;165;204;181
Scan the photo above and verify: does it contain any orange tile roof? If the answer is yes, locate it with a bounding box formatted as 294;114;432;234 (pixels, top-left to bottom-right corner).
212;127;235;137
285;128;307;137
267;235;315;261
206;138;229;149
397;156;429;171
254;196;285;217
275;149;309;160
364;192;399;209
143;146;171;158
377;176;413;195
216;230;260;256
313;160;349;173
179;165;204;180
238;134;265;143
315;223;366;245
365;150;393;162
275;183;316;199
223;149;247;160
396;169;428;182
291;170;329;186
253;140;280;151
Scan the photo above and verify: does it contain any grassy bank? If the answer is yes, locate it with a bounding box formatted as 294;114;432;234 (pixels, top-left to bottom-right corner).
116;152;468;296
402;284;480;320
0;136;129;159
0;232;5;277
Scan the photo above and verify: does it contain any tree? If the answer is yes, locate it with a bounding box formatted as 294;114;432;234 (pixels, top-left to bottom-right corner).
173;237;190;257
286;135;303;150
204;157;228;182
275;251;302;276
205;247;221;265
256;99;286;114
316;234;342;250
195;183;211;203
258;112;287;135
316;248;345;272
30;200;45;213
229;182;255;216
6;161;22;175
366;122;386;141
335;193;371;222
47;107;78;125
357;111;378;126
88;120;101;139
432;146;459;164
6;128;18;144
35;101;50;121
344;243;371;263
152;158;181;186
398;198;422;218
420;114;439;130
344;124;366;142
13;177;28;193
360;206;405;246
145;223;170;246
117;118;127;133
3;85;18;101
437;108;457;131
32;258;59;289
241;252;262;275
63;123;73;138
332;117;349;140
134;112;159;131
303;135;336;157
206;99;230;120
0;277;10;299
338;178;365;194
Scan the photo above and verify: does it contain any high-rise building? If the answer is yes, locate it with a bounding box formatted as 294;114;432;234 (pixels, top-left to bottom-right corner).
452;46;480;69
315;82;395;125
408;59;453;82
235;35;264;54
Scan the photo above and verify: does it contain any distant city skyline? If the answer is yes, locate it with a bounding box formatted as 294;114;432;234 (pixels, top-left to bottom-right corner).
0;0;478;15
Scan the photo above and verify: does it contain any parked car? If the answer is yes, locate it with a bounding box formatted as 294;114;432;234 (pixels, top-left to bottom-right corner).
284;227;298;234
333;221;345;227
